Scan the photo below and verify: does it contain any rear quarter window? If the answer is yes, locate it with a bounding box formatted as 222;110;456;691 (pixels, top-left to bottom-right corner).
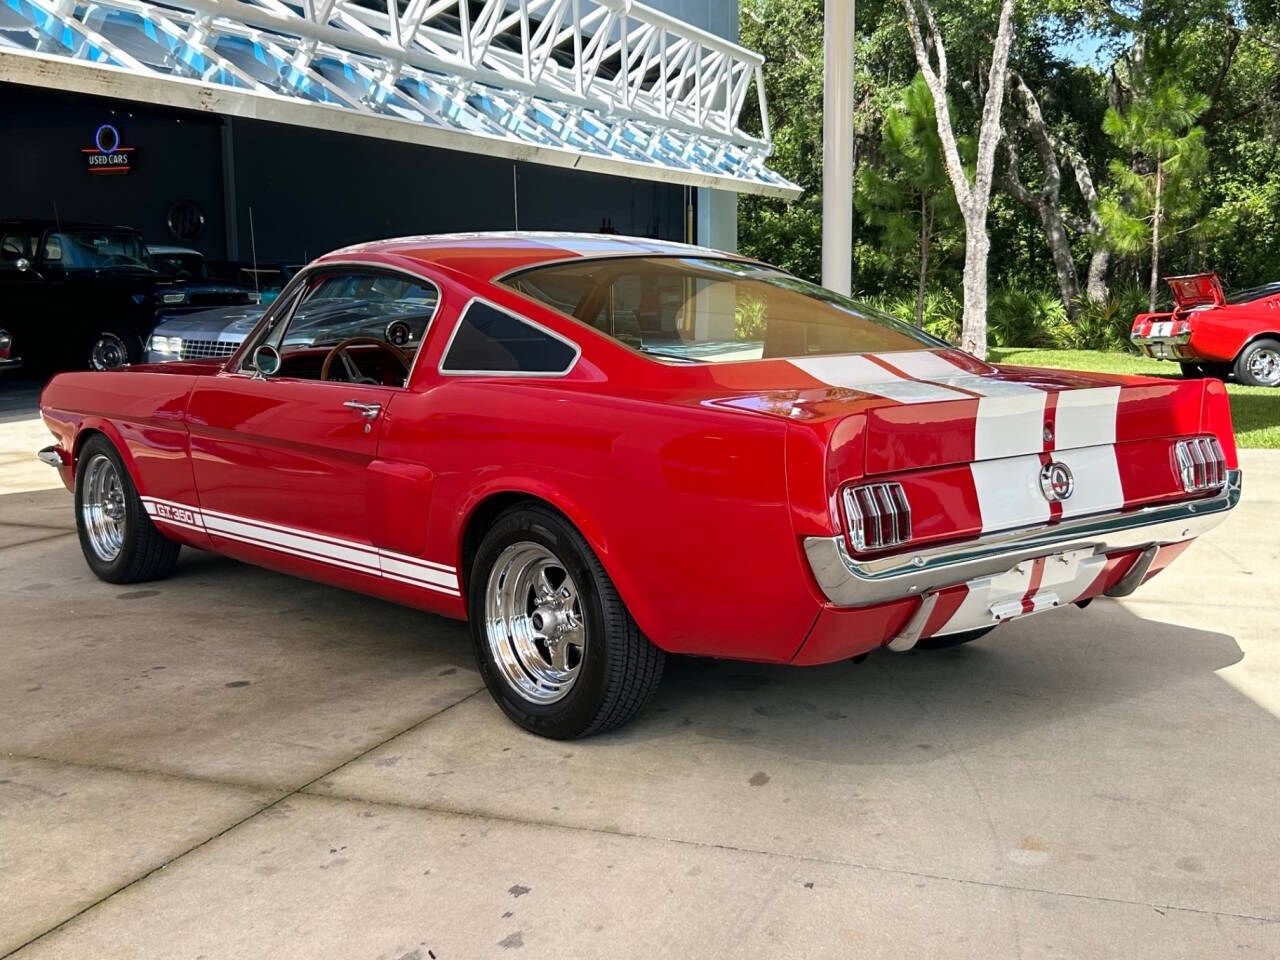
441;301;578;375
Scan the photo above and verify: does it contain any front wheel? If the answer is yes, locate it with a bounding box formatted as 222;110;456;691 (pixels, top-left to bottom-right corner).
1235;338;1280;387
468;503;664;739
75;435;181;583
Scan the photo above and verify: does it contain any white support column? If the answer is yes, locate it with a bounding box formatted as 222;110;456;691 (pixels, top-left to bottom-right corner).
695;187;738;253
821;0;854;294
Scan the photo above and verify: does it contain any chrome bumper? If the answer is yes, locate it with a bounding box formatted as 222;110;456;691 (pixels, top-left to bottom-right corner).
37;446;65;468
803;470;1242;607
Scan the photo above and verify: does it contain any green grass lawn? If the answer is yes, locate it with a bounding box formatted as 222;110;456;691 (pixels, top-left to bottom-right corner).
988;348;1280;449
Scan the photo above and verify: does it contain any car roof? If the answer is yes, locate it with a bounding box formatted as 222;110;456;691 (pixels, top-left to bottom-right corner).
147;245;203;256
0;219;140;234
322;231;745;279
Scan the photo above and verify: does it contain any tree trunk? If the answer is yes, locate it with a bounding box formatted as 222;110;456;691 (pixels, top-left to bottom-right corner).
916;193;930;329
1039;201;1082;319
1149;163;1163;312
1086;248;1110;304
961;226;990;358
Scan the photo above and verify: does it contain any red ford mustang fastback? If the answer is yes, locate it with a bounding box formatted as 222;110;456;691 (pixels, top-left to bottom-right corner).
38;234;1241;738
1131;272;1280;386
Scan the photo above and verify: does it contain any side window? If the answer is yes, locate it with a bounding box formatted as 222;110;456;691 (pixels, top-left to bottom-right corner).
247;269;439;384
441;301;578;375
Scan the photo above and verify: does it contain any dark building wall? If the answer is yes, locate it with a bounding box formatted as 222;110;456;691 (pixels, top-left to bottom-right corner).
2;84;685;265
227;118;684;261
0;85;227;258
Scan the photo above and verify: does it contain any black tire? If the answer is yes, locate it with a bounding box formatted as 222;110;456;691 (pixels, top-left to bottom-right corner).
87;329;140;371
467;503;664;739
1178;361;1206;379
74;435;181;584
1234;337;1280;387
914;625;996;650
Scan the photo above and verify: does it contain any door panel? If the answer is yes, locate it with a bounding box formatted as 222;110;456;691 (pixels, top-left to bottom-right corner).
187;374;394;556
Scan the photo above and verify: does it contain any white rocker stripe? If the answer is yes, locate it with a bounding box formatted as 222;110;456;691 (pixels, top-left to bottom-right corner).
139;496;460;595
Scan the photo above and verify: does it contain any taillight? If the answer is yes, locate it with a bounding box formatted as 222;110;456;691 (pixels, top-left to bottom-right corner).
0;329;11;360
1173;319;1191;335
842;482;912;551
1174;436;1227;493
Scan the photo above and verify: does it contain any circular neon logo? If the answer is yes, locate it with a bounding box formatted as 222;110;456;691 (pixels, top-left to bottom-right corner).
95;124;121;154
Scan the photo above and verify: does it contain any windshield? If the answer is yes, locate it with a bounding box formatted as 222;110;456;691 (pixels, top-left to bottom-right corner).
43;229;155;273
502;256;944;362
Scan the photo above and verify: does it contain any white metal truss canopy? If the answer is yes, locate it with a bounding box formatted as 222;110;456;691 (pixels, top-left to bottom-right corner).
0;0;800;197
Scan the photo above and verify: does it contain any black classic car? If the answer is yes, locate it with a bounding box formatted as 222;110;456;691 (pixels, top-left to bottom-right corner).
0;220;253;372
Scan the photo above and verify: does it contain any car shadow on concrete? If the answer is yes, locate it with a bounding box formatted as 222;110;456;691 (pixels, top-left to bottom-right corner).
610;602;1250;763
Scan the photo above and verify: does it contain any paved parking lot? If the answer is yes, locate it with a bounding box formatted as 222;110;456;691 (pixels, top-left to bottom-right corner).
2;403;1278;958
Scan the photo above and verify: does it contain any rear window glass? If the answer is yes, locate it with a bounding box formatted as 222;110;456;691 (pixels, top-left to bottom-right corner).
441;301;578;374
502;256;943;363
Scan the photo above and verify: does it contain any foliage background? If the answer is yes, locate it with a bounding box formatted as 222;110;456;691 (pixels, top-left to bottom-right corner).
736;0;1280;344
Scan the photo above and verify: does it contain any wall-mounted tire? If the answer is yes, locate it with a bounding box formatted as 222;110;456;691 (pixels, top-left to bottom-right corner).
74;435;181;584
468;503;664;739
87;330;140;371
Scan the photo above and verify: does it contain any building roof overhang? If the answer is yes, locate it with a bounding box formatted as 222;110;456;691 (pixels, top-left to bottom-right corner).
0;0;801;199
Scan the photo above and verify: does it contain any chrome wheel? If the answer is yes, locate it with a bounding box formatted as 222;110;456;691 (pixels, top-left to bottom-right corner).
89;332;130;370
1247;347;1280;386
81;454;126;561
484;541;586;704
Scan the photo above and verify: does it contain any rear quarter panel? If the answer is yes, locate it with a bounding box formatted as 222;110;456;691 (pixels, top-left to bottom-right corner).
1188;302;1280;362
378;378;823;662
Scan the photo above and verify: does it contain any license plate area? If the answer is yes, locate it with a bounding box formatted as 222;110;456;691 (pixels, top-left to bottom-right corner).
933;548;1107;637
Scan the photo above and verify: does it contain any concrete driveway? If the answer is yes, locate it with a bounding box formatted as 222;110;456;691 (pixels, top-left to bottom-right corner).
2;404;1277;958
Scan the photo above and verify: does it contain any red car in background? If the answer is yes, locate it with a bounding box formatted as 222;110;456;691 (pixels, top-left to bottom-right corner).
37;234;1241;738
1132;272;1280;386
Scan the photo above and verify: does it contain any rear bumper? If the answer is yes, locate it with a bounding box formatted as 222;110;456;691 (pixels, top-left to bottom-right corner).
803;470;1241;608
1131;332;1193;360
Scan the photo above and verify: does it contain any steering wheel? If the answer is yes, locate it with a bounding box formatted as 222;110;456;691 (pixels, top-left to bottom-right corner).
98;255;134;268
320;337;410;384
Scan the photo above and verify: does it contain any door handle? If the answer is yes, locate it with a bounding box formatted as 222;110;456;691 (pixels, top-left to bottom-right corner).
343;400;382;419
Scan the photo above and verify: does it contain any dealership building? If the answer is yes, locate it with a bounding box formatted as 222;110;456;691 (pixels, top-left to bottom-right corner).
0;0;797;266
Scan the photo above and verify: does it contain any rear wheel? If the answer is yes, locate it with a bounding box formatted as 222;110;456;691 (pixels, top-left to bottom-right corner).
468;503;664;739
915;626;996;650
1234;338;1280;387
75;435;181;583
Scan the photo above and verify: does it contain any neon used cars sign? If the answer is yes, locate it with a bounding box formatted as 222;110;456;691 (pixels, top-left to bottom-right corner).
82;124;135;175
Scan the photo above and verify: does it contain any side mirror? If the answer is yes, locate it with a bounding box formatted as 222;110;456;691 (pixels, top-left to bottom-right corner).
15;258;31;273
252;343;281;378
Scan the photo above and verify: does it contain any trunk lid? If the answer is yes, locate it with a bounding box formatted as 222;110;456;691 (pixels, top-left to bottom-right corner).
1166;272;1225;309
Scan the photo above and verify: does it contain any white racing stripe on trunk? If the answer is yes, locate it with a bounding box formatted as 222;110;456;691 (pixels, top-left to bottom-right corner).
1053;386;1120;449
1055;444;1126;520
969;454;1051;532
877;351;1048;459
788;356;971;404
973;391;1048;461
